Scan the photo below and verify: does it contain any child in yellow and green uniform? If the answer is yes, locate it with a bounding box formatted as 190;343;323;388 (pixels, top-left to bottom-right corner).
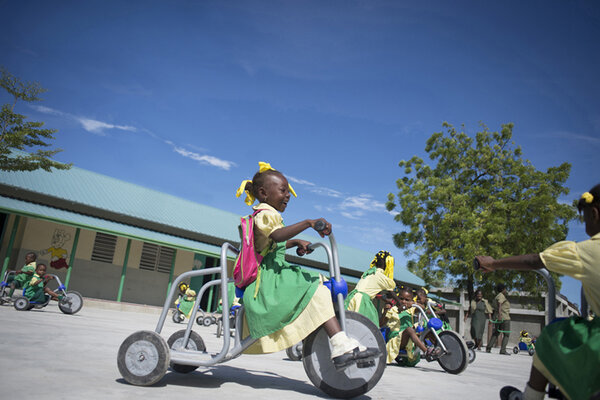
174;282;197;319
414;287;451;331
345;250;396;327
235;162;379;371
6;252;37;298
476;184;600;400
24;264;61;303
383;286;442;365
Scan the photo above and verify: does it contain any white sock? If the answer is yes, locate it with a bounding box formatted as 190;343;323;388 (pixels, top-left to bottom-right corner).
522;384;545;400
329;331;366;359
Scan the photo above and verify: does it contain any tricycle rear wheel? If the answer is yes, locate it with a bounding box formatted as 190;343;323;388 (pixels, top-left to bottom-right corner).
167;329;206;373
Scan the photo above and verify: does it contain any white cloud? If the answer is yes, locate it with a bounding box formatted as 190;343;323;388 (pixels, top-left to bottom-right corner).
287;176;316;186
30;104;136;135
287;175;343;198
341;194;387;212
30;104;235;171
76;118;137;135
338;194;396;219
30;105;64;116
171;145;236;171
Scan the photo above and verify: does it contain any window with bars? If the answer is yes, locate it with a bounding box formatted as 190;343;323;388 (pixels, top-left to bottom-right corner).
139;242;175;273
91;232;117;263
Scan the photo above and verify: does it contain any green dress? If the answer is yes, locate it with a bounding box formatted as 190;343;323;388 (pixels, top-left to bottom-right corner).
243;241;320;338
470;300;488;340
345;268;378;326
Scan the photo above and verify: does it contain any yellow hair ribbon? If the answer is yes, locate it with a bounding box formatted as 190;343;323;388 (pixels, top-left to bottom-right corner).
235;179;256;206
384;255;394;280
258;161;273;173
257;161;297;198
582;192;594;204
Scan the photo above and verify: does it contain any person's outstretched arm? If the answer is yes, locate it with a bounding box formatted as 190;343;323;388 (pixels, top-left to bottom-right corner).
475;254;545;272
269;218;331;242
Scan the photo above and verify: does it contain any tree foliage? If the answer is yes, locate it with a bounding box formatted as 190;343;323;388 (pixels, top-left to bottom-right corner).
386;122;576;301
0;67;71;172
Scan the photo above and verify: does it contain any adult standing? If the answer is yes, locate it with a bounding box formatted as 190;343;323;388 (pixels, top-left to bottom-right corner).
464;289;492;350
486;283;511;355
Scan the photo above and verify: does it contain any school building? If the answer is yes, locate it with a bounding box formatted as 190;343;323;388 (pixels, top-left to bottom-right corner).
0;162;426;311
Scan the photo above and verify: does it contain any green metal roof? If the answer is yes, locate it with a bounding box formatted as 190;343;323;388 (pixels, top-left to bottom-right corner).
0;196;223;256
0;164;424;286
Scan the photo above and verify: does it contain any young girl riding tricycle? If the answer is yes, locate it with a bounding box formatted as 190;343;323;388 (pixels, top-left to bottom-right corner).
117;162;387;398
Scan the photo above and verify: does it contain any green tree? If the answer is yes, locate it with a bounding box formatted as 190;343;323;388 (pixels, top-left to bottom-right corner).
386;122;576;301
0;67;71;172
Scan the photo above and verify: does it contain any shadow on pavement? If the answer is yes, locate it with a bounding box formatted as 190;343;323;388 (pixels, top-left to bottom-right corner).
116;364;374;399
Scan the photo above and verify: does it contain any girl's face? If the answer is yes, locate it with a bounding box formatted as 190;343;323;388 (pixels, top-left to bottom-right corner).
36;265;46;276
398;290;413;311
416;292;427;305
260;173;291;212
475;291;483;301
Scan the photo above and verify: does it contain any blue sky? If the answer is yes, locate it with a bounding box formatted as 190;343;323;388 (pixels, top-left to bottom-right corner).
1;1;598;306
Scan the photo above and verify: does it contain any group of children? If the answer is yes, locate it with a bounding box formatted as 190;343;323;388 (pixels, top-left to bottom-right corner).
2;252;62;304
344;250;447;366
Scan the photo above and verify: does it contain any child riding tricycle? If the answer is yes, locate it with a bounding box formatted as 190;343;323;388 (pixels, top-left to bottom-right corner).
513;330;536;356
116;163;387;398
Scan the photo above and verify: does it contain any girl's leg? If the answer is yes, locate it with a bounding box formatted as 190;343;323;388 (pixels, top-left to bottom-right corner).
527;366;548;392
323;316;341;337
400;327;428;352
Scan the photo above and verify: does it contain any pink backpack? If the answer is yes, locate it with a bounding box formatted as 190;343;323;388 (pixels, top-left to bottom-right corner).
233;210;265;289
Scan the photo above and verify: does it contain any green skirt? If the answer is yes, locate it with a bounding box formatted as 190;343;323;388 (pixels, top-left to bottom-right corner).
535;316;600;400
345;290;379;327
243;242;320;338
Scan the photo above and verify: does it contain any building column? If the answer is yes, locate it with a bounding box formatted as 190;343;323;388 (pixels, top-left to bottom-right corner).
1;215;20;279
117;238;132;302
165;249;178;298
64;227;80;289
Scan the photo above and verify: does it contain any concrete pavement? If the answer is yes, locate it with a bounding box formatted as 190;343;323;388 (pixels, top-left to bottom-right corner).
0;298;534;399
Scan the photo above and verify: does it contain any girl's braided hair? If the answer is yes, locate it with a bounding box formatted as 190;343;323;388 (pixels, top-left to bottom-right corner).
577;184;600;213
394;285;413;297
370;250;391;269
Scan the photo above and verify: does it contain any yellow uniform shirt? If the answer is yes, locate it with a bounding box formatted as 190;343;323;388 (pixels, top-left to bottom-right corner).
252;203;283;253
540;232;600;315
354;268;396;298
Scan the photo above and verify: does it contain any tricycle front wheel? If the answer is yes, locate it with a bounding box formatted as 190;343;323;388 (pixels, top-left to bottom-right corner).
117;330;170;386
302;311;386;399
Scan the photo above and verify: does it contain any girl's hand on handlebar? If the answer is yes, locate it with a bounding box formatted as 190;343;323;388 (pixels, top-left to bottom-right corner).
295;240;314;257
311;218;332;237
474;256;496;272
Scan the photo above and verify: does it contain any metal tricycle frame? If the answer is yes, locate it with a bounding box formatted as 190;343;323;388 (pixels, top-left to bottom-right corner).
154;232;349;368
